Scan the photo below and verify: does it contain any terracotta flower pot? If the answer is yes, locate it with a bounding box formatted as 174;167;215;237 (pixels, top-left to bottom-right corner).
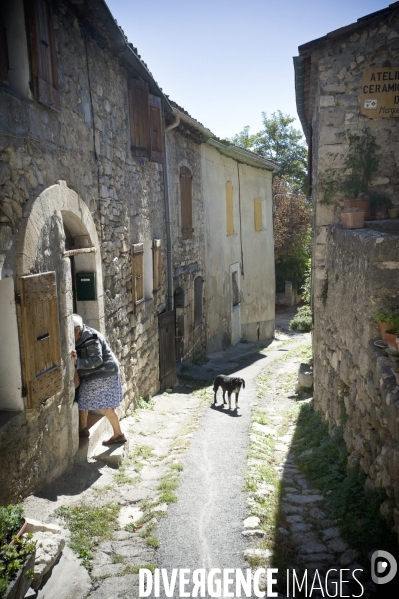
341;211;365;229
344;196;372;220
378;321;393;342
385;331;399;351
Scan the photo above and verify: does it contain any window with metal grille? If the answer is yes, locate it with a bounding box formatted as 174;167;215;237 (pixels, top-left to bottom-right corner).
194;277;203;326
232;271;240;306
180;166;193;239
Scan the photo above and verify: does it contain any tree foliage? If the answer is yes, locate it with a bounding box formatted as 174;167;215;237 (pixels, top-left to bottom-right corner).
229;110;308;193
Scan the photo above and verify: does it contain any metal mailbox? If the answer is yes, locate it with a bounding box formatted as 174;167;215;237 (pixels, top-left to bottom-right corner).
76;272;97;301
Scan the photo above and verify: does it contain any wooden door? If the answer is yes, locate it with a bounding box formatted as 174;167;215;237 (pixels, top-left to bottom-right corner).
158;310;177;389
20;271;62;408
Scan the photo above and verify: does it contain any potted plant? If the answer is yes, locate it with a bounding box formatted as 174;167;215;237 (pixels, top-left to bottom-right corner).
321;130;379;217
374;310;399;342
388;206;399;219
0;505;35;599
370;193;392;220
341;207;365;229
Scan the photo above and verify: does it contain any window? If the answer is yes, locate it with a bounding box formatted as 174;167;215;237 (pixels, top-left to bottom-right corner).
1;0;31;97
128;78;164;163
226;181;234;235
132;243;144;306
254;199;263;231
26;0;60;110
232;271;240;306
152;239;161;292
20;271;62;408
194;277;203;326
180;166;193;239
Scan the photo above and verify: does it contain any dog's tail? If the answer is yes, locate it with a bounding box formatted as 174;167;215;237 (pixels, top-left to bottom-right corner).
242;379;245;388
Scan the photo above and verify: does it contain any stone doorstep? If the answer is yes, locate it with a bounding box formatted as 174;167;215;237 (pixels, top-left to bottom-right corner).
74;414;113;463
92;435;132;467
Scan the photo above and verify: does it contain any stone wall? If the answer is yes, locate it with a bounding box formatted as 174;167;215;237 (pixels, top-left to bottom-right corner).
0;2;167;502
313;225;399;537
296;7;399;539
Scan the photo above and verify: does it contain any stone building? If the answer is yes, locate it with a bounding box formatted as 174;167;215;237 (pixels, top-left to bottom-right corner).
201;139;277;352
295;3;399;537
0;0;173;503
0;0;275;503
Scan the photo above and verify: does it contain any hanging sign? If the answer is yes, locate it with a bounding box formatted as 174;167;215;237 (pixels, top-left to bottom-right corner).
361;67;399;117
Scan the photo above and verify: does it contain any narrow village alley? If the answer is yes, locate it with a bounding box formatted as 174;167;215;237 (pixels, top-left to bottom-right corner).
18;308;390;599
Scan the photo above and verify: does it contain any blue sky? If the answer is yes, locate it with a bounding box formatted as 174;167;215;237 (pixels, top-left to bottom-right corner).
106;0;390;140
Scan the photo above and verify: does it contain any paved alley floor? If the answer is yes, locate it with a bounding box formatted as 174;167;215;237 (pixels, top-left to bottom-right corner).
22;311;381;598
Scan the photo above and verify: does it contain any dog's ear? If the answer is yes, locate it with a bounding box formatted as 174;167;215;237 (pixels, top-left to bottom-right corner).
242;379;245;388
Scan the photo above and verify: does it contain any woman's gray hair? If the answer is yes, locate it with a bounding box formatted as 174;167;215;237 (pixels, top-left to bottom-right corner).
72;314;84;328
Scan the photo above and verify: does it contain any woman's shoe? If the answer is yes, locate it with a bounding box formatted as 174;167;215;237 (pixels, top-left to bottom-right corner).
79;427;90;437
102;433;126;446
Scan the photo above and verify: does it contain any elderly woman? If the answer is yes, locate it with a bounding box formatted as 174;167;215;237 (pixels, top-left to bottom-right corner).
71;314;126;445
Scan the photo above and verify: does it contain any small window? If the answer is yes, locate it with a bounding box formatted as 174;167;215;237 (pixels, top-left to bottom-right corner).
254;199;263;232
152;239;161;292
232;271;240;306
1;0;32;96
226;181;234;235
27;0;60;110
132;243;144;306
194;277;203;326
180;166;193;239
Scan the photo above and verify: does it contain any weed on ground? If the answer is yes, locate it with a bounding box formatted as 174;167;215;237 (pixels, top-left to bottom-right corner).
55;502;119;568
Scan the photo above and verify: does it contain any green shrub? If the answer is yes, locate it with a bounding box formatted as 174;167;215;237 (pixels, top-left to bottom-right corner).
0;505;24;545
289;306;312;332
294;403;398;561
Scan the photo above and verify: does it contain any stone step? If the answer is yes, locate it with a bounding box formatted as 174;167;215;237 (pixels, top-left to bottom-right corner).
74;413;113;463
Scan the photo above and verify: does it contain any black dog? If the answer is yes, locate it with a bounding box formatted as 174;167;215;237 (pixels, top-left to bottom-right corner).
213;375;245;410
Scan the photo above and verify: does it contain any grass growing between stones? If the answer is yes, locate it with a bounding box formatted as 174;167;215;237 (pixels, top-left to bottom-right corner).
55;502;119;568
293;401;398;562
115;443;154;485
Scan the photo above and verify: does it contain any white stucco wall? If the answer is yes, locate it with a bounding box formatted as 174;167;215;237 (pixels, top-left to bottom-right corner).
201;144;275;352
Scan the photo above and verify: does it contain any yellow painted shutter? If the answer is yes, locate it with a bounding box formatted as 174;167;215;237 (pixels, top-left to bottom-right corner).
254;199;263;231
226;181;234;235
132;243;144;306
152;239;161;291
20;271;62;409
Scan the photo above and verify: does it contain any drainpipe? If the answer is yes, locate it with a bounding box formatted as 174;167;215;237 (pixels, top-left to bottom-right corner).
165;113;180;132
162;100;173;312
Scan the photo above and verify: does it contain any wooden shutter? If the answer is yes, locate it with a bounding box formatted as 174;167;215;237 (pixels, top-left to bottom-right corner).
180;166;193;239
254;199;263;231
20;271;62;409
152;239;161;292
226;181;234;235
128;78;150;157
132;243;144;306
0;8;8;84
149;94;164;163
28;0;60;111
